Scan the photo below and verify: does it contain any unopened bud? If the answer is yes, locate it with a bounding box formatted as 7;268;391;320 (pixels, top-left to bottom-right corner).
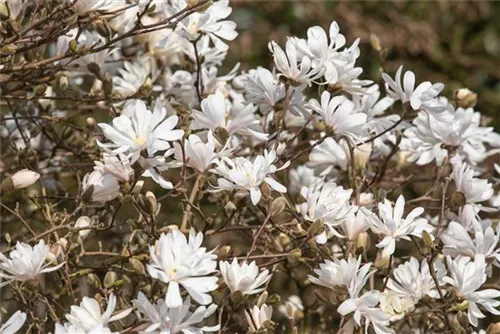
422;230;435;249
131;180;144;195
104;271;118;288
260;183;272;200
370;34;382;52
270;197;287;216
34;84;47;97
144;191;157;215
356;232;370;252
308;220;324;238
129;258;146;275
0;1;9;20
59;75;69;90
87;273;101;288
69;39;78;53
287;248;303;265
454;88;477;109
1;169;40;193
5;233;11;244
103;72;112;96
487;322;500;334
75;216;92;239
451;191;466;208
87;62;101;76
217;245;231;261
266;293;281;305
257;291;268;307
86;117;97;129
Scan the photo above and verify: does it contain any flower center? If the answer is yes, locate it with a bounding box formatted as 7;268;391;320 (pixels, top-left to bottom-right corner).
135;135;147;148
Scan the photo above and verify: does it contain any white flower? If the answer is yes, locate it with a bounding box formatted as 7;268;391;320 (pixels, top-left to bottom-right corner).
341;210;369;241
1;311;26;334
219;259;272;295
147;229;218;307
173;131;230;172
307;137;349;175
269;40;323;86
0;240;65;287
71;0;123;15
452;160;493;204
93;154;134;184
97;99;184;164
338;290;393;334
240;67;307;116
62;293;132;333
288;166;317;195
308;255;371;291
382;65;444;111
444;255;500;326
167;0;237;51
67;30;114;72
441;222;500;274
379;291;415;321
212;150;288;205
192;89;267;141
300;178;352;241
386;257;446;302
245;304;273;332
81;171;120;204
55;323;114;334
133;292;219;334
113;58;153;97
402;107;495;166
74;216;92;239
10;169;40;189
307;91;367;140
361;195;432;256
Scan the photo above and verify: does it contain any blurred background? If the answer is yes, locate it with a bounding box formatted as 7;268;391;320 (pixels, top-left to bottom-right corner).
226;0;500;130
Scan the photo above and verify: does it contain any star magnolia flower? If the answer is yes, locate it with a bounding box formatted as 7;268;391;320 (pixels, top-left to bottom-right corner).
219;259;272;295
59;293;132;333
1;169;40;192
113;57;153;97
133;292;219;333
97;99;184;164
173;131;231;172
308;255;372;291
401;107;495;166
382;65;444;112
441;222;500;275
93;154;134;184
444;255;500;326
191;89;267;141
268;40;323;86
288;166;318;195
300;178;353;242
307;91;367;141
341;210;369;241
147;229;218;307
54;323;115;334
81;171;120;204
307;137;349;175
1;311;26;334
386;257;446;302
451;161;494;204
360;195;432;256
245;304;273;332
379;291;415;322
212;150;289;205
167;0;237;51
0;240;65;287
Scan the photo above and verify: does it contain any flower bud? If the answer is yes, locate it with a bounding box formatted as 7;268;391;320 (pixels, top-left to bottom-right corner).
87;62;101;76
1;169;40;193
308;220;324;238
69;39;78;53
287;248;303;265
0;1;9;20
266;293;281;305
59;75;69;90
129;258;146;276
75;216;92;239
487;322;500;334
356;232;370;252
454;88;477;109
144;191;158;215
103;72;113;97
131;180;144;195
353;144;372;170
104;271;118;288
86;117;97;129
270;197;287;216
257;291;268;307
370;34;382;52
217;245;231;261
451;191;466;208
260;183;272;199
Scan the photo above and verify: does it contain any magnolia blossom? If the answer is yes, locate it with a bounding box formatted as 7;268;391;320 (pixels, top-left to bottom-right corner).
379;291;415;321
59;293;132;333
300;178;352;242
219;259;272;295
74;216;92;239
386;257;446;302
245;304;273;332
3;169;40;191
288;166;317;195
173;131;231;172
93;154;134;184
361;195;432;256
147;229;218;307
191;89;267;141
441;222;500;274
341;210;369;241
307;91;367;140
167;0;237;51
382;66;444;112
98;99;184;164
113;58;153;97
308;255;371;290
1;311;26;334
81;171;120;203
307;137;348;175
212;150;288;205
444;255;500;326
133;293;219;333
451;160;493;204
0;240;65;287
269;40;323;86
55;323;114;334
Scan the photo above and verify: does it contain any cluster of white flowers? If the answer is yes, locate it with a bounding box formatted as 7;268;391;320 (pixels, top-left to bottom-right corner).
1;0;499;333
